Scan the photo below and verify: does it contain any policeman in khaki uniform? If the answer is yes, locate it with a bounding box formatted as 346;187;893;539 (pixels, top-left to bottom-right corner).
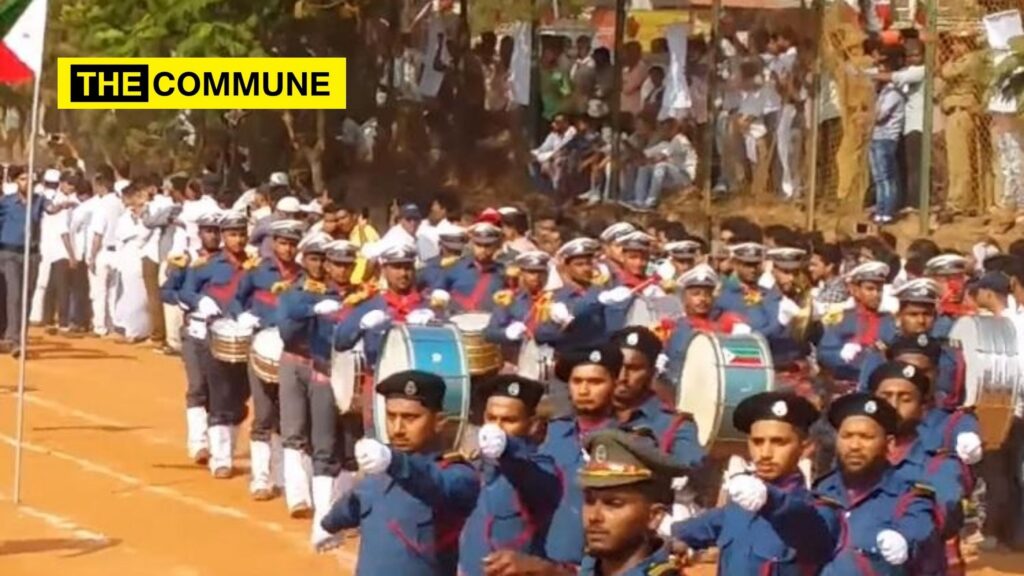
230;219;305;501
178;211;256;479
316;370;480;576
672;392;839;574
939;27;982;215
164;210;221;465
419;221;469;291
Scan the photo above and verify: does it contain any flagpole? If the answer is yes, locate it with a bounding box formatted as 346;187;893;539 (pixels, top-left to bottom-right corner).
13;7;47;505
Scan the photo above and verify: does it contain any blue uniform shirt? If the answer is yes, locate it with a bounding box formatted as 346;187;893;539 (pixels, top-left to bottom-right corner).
276;279;342;365
714;277;785;338
855;330;963;406
579;544;678;576
458;437;562;576
229;257;302;326
762;287;807;367
551;283;609;350
817;306;895;383
602;268;652;334
0;193;48;251
160;255;193;306
483;289;563;347
540;416;618;564
815;467;937;576
620;394;704;469
674;474;839;575
321;450;480;576
178;252;251;310
916;407;980;455
418;255;459;291
440;257;507;313
333;290;431;367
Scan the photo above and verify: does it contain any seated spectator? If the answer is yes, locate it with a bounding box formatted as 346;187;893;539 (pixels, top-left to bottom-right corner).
528;113;577;194
624;118;697;211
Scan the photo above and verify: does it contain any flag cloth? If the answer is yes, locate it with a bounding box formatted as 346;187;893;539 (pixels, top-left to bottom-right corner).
0;0;48;84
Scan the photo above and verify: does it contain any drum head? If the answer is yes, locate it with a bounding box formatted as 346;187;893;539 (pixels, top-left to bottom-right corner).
625;299;655;327
451;313;491;332
252;328;282;358
950;317;982;407
677;334;724;447
331;350;360;413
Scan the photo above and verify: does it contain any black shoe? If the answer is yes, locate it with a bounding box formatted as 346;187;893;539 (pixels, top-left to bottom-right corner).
44;326;58;336
11;346;22;358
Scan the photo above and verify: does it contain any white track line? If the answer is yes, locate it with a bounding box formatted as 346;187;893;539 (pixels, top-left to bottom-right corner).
0;433;357;568
0;490;109;544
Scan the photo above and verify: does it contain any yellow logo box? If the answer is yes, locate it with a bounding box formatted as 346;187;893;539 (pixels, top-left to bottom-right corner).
57;57;347;109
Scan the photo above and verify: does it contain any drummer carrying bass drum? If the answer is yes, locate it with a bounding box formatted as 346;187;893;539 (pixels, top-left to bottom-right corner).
483;250;563;352
229;219;305;501
276;239;361;536
178;211;256;479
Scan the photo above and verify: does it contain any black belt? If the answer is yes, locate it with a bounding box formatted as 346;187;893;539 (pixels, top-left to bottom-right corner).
105;246;117;252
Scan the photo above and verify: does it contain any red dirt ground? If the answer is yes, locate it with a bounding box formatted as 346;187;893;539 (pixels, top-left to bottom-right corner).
0;332;1021;575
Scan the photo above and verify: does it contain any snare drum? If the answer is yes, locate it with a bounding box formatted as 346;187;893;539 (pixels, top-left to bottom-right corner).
450;313;502;375
625;296;684;329
209;319;253;363
676;332;774;447
374;325;471;448
331;344;366;414
250;328;283;383
517;337;555;381
948;316;1020;448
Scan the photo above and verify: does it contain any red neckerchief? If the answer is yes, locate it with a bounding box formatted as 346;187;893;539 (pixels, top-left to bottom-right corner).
615;267;646;289
855;303;881;346
940;276;974;317
383;290;423;322
688;315;716;333
224;251;246;270
524;290;549;332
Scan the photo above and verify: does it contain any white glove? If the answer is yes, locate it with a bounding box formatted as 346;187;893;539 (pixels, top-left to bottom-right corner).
406;308;435;326
955;432;983;465
655;260;677;284
354;438;392;475
549;302;574;326
430;289;451;306
670;476;689;492
197;296;221;319
655;353;669;374
598;286;634;305
731;323;752;335
313;300;342;316
311;524;341;553
237;311;261;330
840;342;863;363
360;309;389;330
726;474;768;513
876;529;909;565
478;423;509;460
186;319;208;340
641;284;666;298
505;321;528;341
777;297;801;327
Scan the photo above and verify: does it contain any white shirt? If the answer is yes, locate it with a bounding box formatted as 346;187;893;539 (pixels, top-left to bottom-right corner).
142;193;175;263
70;196;97;261
416;218;450;262
532;127;577;164
88;192;125;250
177;195;220;257
39;189;72;262
891;64;925;133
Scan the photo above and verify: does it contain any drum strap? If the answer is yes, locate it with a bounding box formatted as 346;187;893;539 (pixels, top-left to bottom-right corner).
452;267;494;312
484;487;537;552
206;268;245;308
945;350;967;408
854;307;881;346
384;291;424;322
660;414;689;454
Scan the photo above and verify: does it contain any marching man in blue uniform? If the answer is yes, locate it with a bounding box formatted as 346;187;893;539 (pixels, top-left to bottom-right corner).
610;326;704;469
178;211;256;479
815;393;938;575
655;239;703;288
432;222;508;314
672;392;840;574
547;238;612;350
925;253;972;335
315;370;480;576
459;375;562;576
817;261;894;395
419;221;468;291
333;240;437;369
484;251;563;349
596;222;636;280
541;344;625;566
276;238;359;521
230;219;304;501
663;265;748;386
165;210;221;466
763;247;813;395
603;231;665;333
714;242;783;337
867;361;969;575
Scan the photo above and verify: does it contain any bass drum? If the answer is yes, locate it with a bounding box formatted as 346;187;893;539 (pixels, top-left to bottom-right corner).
330;340;366;415
517;337;555;382
625;296;683;333
676;332;775;448
374;324;471;449
948;316;1020;448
